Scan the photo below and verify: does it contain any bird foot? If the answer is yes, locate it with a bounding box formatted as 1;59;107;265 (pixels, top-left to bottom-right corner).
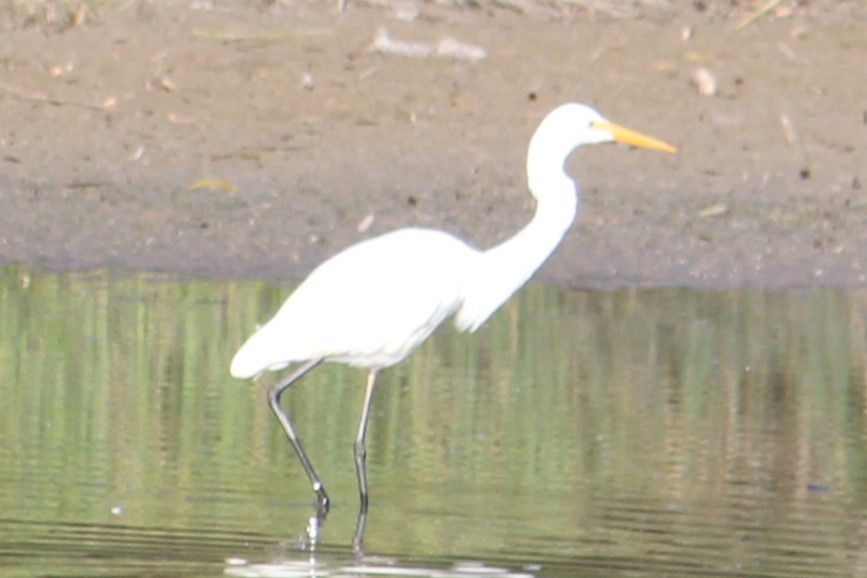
314;487;330;514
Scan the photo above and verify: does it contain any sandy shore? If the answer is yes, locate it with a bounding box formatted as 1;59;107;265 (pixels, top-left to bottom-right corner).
1;0;865;288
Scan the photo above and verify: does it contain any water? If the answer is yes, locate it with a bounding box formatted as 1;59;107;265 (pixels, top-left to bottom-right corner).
0;265;865;577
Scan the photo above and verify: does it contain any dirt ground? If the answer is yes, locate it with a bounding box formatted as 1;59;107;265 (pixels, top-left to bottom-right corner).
0;0;865;289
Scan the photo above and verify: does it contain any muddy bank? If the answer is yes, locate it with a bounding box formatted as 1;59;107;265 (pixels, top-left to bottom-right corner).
1;1;865;289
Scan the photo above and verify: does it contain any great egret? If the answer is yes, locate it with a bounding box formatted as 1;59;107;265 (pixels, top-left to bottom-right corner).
231;103;676;515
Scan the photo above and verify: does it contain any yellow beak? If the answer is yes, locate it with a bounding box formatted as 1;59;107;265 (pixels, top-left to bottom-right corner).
593;120;677;153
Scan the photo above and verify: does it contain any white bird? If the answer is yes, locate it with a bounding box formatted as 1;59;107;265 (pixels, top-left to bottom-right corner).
231;103;676;515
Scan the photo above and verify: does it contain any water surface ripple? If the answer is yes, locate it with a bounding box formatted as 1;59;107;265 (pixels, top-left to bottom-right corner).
0;267;865;577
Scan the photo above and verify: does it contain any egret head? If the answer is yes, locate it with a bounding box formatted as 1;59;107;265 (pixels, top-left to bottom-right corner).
531;103;676;159
526;102;676;196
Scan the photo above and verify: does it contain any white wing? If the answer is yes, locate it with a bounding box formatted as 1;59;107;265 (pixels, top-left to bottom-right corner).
230;228;480;378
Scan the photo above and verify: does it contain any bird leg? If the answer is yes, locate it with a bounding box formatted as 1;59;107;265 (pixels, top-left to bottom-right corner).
352;506;368;556
267;358;330;513
351;369;379;553
354;369;380;511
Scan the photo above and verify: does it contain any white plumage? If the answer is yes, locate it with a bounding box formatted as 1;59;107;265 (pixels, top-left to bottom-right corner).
231;228;475;376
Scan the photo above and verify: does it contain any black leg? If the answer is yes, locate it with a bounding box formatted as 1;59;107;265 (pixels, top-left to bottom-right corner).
354;369;380;510
352;506;368;555
267;358;330;512
352;369;379;552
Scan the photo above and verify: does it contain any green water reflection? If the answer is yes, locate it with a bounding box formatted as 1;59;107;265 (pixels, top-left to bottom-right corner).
0;265;865;576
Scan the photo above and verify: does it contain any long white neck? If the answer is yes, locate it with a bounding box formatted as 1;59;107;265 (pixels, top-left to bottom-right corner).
455;138;580;332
